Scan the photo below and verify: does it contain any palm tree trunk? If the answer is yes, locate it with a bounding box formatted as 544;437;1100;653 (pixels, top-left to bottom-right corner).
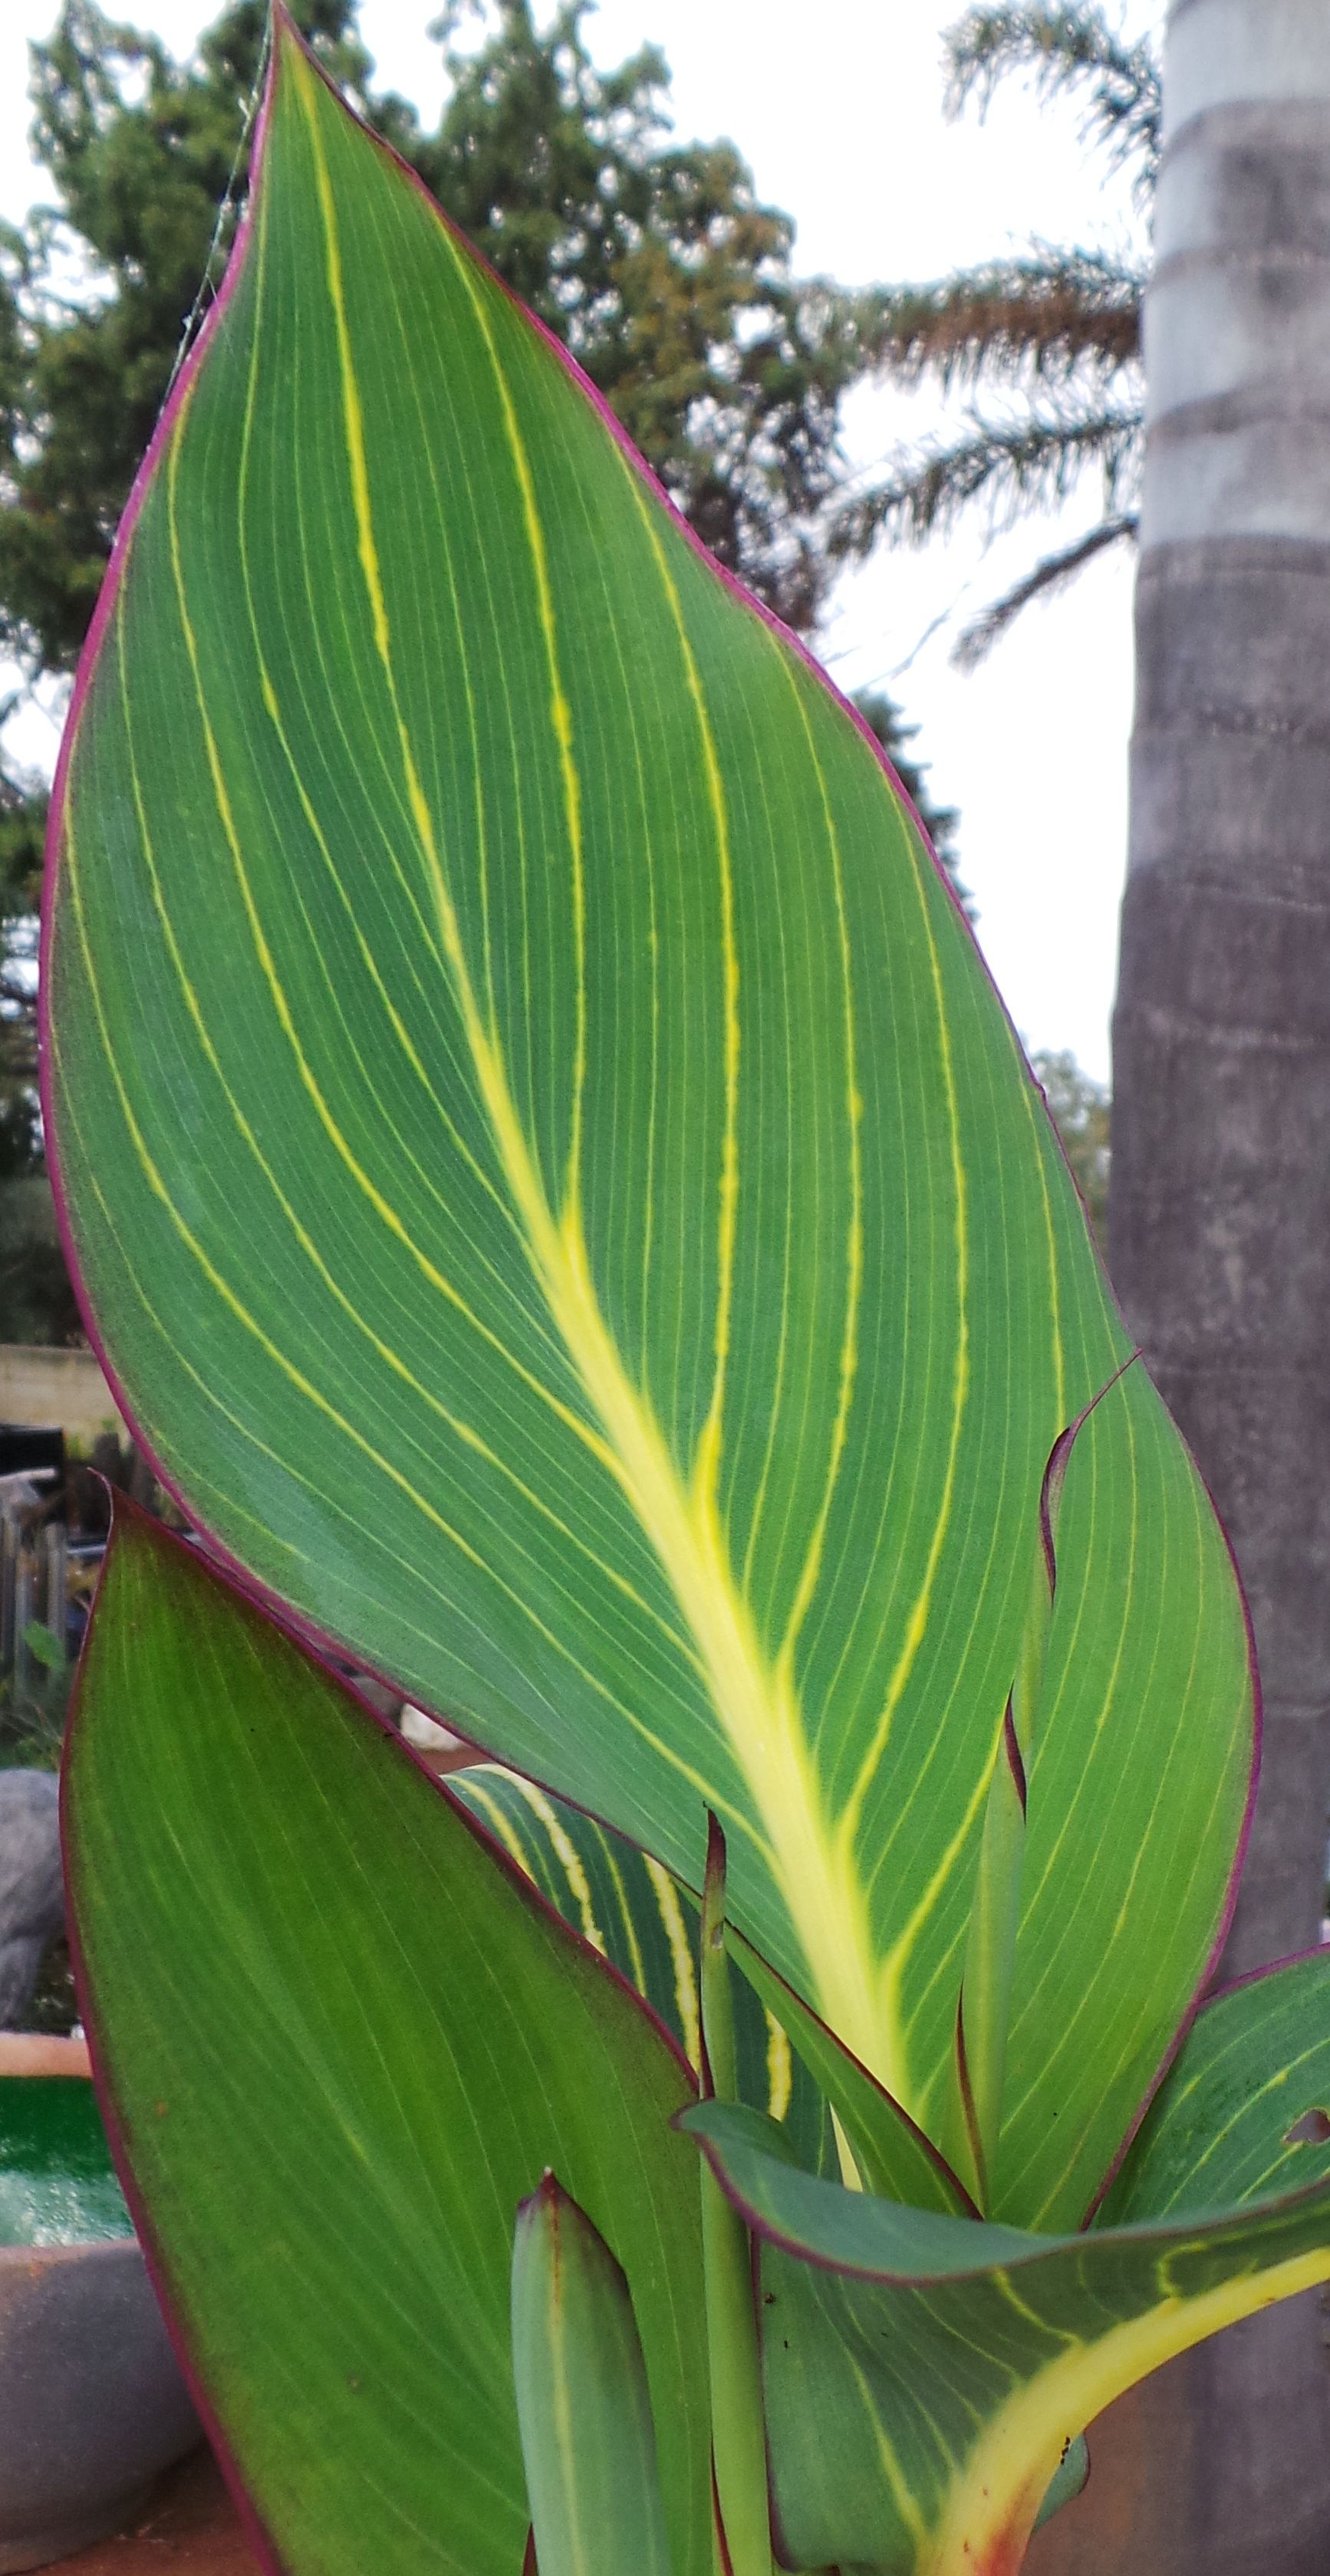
1105;1;1330;2566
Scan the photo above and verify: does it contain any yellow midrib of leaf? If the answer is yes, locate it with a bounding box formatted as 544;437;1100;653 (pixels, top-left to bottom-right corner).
287;33;903;2091
921;2243;1330;2576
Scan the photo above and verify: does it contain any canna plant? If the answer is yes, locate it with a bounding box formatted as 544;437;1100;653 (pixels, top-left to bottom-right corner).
38;11;1330;2572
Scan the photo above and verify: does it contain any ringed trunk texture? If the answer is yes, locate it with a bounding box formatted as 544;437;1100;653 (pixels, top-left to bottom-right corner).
1101;2;1330;2568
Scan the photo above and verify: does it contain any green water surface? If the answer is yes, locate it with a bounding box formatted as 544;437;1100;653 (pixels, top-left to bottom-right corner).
0;2078;134;2245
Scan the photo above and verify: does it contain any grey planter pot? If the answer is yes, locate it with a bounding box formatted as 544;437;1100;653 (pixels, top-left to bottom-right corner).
0;2235;200;2572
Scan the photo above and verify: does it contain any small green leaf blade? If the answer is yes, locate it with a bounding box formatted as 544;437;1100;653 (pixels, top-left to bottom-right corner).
46;8;1253;2227
1103;1948;1330;2222
449;1763;834;2173
1032;2433;1089;2534
512;2172;673;2576
681;2087;1330;2575
64;1504;711;2576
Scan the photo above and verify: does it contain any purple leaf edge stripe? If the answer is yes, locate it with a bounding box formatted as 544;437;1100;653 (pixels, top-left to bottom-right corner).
58;1495;697;2568
1209;1939;1330;2006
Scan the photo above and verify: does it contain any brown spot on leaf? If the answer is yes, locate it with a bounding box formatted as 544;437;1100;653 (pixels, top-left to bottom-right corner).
1283;2107;1330;2147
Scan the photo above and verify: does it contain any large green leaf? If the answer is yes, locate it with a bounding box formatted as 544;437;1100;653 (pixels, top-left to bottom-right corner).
46;7;1252;2224
63;1505;711;2576
683;1953;1330;2573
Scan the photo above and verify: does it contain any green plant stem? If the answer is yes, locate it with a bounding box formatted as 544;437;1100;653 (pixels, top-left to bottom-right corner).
700;1819;772;2576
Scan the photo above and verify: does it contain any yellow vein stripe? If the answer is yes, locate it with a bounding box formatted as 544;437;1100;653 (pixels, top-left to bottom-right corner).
234;159;545;1288
927;2248;1330;2576
1019;1048;1067;1438
501;1775;607;1954
877;1721;1002;2067
836;826;973;1847
415;163;588;1209
769;650;863;1673
295;54;476;995
59;831;711;1773
615;459;740;1507
645;1857;702;2071
60;839;481;1584
295;74;565;1239
763;2009;794;2123
839;2340;929;2555
54;1084;321;1592
109;604;693;1668
160;400;617;1487
449;1775;533;1877
593;1828;650;1998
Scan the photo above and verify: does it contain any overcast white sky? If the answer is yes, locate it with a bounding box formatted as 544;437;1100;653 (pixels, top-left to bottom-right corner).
0;0;1161;1081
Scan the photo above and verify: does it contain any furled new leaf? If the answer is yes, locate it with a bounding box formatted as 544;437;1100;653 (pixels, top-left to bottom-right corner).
63;1505;711;2576
683;1952;1330;2574
45;5;1252;2226
512;2173;673;2576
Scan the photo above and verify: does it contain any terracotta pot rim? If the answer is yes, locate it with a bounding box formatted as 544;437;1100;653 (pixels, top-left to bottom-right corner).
0;2037;91;2081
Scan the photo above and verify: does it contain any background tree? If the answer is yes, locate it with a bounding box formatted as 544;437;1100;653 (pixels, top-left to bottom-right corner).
0;0;384;681
1;755;82;1342
835;1;1154;663
1;748;44;1162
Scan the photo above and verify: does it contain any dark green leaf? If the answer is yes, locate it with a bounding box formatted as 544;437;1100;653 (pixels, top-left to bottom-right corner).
64;1504;711;2576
